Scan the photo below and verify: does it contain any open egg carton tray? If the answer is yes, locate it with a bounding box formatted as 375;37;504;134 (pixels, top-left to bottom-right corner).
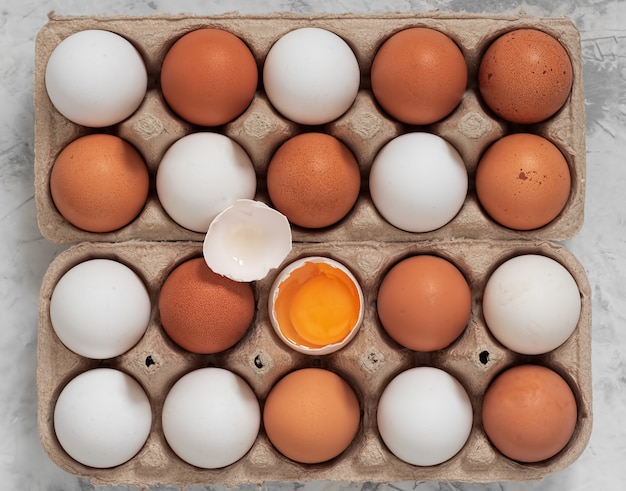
33;11;586;244
38;239;591;486
35;11;591;487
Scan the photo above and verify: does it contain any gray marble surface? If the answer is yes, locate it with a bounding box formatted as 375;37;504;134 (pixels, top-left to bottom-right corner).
1;0;624;489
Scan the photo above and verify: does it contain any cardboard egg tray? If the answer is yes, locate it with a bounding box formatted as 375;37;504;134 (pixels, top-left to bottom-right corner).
38;239;591;485
35;11;591;486
33;12;586;244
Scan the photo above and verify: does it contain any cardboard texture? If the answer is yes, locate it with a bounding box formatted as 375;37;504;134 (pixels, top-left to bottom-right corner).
38;240;592;486
34;12;591;487
33;12;586;244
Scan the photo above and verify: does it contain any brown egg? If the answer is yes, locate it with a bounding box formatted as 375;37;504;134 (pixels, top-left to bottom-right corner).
266;132;361;228
158;257;255;354
371;27;467;125
263;368;360;464
376;255;471;351
475;133;571;230
482;364;577;463
50;133;149;233
160;28;258;126
478;29;573;124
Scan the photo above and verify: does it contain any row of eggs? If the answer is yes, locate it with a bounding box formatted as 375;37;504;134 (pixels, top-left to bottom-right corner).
50;129;572;237
45;26;573;129
40;16;586;484
49;252;581;361
54;363;578;471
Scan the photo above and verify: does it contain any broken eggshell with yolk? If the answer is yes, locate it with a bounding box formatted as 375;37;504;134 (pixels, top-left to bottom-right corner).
268;257;364;355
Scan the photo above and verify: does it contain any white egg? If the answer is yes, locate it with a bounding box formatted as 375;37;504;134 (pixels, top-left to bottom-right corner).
203;199;292;282
49;259;151;359
45;29;147;127
54;368;152;468
263;27;360;125
162;367;260;469
377;367;473;466
483;254;582;355
369;132;468;233
156;132;257;233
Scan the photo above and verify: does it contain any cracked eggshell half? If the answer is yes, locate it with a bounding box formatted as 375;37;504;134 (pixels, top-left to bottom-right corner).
203;199;292;282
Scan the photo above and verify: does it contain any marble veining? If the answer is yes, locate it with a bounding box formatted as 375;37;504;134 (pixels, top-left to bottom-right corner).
1;0;625;489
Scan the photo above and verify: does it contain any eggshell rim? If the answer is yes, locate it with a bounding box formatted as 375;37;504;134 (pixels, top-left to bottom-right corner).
268;256;365;355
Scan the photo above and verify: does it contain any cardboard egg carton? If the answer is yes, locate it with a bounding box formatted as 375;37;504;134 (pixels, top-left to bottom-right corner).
37;239;591;486
35;12;591;486
33;12;586;244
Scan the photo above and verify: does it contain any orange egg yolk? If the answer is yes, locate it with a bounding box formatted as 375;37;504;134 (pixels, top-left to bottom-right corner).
274;262;361;348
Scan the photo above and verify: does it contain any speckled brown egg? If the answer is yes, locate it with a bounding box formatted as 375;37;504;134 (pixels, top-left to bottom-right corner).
50;133;149;233
377;255;471;352
160;28;258;126
478;29;573;124
266;132;361;228
482;364;578;463
371;27;467;125
475;133;571;231
158;257;255;354
263;368;360;464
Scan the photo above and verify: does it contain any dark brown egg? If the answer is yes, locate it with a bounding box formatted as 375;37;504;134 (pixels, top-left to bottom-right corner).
478;29;573;124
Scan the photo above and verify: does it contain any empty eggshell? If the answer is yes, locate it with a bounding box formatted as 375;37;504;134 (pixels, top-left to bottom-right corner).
203;199;292;282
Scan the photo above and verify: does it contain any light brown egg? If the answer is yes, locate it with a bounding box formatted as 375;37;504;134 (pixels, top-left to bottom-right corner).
482;364;577;463
376;255;471;352
158;257;255;354
371;27;467;125
478;29;573;124
266;132;361;228
160;28;258;126
475;133;571;231
50;133;149;233
263;368;360;464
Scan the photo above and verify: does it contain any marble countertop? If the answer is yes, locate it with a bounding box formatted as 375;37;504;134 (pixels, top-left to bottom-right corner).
1;0;624;489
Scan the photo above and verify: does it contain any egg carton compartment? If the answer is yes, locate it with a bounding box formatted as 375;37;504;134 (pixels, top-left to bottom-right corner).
37;239;591;486
34;12;586;244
